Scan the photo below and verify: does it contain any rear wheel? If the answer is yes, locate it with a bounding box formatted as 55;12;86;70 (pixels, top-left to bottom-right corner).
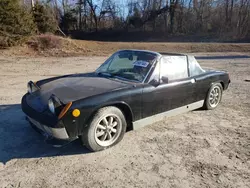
81;106;127;151
204;83;223;110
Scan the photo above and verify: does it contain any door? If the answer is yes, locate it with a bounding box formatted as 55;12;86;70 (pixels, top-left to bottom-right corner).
142;55;196;118
188;55;210;102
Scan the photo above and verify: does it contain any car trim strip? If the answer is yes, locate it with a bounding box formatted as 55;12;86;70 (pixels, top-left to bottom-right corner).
132;100;204;130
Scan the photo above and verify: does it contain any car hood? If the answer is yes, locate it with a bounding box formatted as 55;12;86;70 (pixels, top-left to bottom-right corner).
39;75;132;103
26;75;133;112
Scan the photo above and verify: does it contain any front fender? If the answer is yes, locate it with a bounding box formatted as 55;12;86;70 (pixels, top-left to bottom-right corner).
87;101;133;125
78;101;134;135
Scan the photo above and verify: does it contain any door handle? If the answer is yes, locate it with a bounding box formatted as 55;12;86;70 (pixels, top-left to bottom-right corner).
191;78;196;83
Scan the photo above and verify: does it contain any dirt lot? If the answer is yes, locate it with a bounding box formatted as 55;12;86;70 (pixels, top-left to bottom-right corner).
0;53;249;188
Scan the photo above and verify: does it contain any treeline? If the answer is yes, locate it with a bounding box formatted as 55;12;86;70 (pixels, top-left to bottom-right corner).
51;0;250;39
1;0;250;47
0;0;58;47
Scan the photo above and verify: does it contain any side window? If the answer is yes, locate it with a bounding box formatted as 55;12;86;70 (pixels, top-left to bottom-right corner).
148;60;160;83
160;56;188;81
188;56;205;77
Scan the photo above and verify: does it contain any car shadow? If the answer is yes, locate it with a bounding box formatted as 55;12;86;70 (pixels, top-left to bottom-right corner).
0;104;90;164
193;107;206;111
195;55;250;60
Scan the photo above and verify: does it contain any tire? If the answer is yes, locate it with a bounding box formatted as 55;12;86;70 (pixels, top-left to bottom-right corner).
203;83;223;110
81;106;127;151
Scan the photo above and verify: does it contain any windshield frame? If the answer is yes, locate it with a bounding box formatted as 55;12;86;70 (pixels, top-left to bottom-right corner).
95;50;159;83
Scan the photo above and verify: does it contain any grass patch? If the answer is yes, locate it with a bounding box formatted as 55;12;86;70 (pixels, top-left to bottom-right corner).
1;34;250;57
27;34;62;51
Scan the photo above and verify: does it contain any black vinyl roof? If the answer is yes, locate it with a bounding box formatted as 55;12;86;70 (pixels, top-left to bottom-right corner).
158;52;186;56
118;49;187;57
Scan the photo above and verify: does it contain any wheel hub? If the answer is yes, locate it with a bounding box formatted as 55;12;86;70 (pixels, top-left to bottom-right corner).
209;86;221;108
94;114;122;147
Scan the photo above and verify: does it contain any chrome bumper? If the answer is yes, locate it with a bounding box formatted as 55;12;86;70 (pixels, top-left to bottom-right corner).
27;116;69;140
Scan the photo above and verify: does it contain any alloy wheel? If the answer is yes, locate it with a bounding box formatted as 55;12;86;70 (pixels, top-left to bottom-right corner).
209;85;221;108
94;114;122;147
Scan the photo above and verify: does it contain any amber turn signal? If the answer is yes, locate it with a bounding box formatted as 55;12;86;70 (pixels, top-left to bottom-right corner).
58;102;72;119
72;109;80;117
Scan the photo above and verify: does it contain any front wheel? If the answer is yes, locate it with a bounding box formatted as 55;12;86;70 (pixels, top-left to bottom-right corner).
204;83;223;110
81;106;127;151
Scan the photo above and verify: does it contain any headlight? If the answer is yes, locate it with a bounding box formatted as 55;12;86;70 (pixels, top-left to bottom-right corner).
27;82;32;93
48;95;63;115
27;81;39;93
48;98;55;114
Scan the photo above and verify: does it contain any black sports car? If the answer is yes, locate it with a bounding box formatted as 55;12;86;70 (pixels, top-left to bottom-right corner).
21;50;230;151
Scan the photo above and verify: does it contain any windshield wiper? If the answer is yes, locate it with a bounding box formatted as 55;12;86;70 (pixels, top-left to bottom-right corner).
97;71;140;82
97;72;113;77
97;72;121;77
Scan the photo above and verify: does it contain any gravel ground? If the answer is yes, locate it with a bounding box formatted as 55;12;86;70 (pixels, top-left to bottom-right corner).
0;53;249;188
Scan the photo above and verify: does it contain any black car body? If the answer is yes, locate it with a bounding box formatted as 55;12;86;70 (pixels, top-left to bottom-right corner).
21;50;230;151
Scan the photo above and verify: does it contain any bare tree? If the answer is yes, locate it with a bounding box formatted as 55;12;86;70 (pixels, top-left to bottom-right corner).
169;0;178;33
85;0;98;31
31;0;35;8
31;0;250;39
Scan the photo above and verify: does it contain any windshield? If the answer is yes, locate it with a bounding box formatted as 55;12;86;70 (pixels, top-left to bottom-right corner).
96;50;157;82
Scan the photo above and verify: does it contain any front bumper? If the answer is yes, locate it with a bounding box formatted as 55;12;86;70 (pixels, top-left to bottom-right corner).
27;117;76;147
22;93;71;140
27;116;69;139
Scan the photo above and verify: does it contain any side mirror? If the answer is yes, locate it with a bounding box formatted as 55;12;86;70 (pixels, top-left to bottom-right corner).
150;79;160;86
149;75;160;87
161;76;169;83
